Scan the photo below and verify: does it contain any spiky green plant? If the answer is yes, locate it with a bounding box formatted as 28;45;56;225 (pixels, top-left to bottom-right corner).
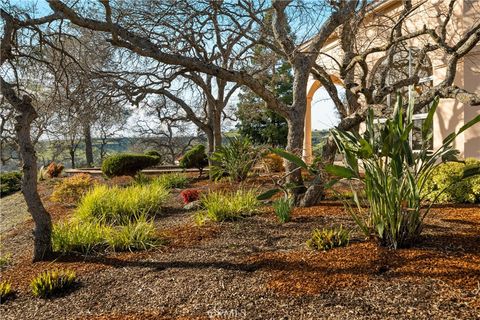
154;173;189;189
306;225;350;251
326;96;480;248
209;136;259;182
0;281;13;303
105;216;160;251
31;269;76;298
273;197;294;223
195;189;260;224
75;181;169;225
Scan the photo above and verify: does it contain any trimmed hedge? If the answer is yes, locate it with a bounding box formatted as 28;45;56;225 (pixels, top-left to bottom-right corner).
179;145;208;175
422;158;480;203
144;150;161;157
0;171;22;197
101;153;160;178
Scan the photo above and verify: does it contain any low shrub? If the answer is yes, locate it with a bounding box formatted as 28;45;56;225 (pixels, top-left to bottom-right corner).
273;197;293;223
102;153;160;177
155;173;189;189
46;162;64;178
306;225;350;251
422;158;480;203
262;153;284;173
50;174;96;204
53;216;159;253
0;171;22;197
179;145;208;176
75;181;169;225
134;172;151;185
180;189;200;204
144;150;161;158
195;189;260;224
210;136;259;182
31;269;76;298
0;281;13;303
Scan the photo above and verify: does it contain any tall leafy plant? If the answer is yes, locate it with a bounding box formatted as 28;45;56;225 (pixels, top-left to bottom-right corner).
326;96;480;248
209;136;259;182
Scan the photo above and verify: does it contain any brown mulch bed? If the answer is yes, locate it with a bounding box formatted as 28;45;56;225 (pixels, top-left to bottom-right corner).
1;176;479;319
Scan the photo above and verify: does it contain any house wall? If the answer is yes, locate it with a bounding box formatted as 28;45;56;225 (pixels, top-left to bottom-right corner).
305;0;480;161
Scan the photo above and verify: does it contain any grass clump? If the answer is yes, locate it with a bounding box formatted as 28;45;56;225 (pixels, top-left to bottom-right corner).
0;253;12;268
306;225;350;251
75;181;169;225
106;216;160;251
154;173;189;189
31;269;76;298
0;281;13;303
195;189;260;224
273;197;293;223
50;173;96;205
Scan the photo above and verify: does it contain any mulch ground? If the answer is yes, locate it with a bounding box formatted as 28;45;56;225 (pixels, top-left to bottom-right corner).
1;176;479;319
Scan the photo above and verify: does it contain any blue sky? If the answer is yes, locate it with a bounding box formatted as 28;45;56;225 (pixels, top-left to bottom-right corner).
6;0;339;131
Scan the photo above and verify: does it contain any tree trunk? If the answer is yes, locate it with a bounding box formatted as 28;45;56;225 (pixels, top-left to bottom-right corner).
213;111;222;151
2;86;53;261
83;123;94;167
70;149;76;169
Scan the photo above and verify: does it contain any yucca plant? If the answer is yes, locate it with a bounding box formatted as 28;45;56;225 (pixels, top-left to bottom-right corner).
31;269;76;298
209;136;260;182
326;95;480;248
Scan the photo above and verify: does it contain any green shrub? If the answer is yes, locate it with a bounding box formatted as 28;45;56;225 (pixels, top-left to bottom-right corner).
273;197;293;223
102;153;160;177
0;171;22;197
31;269;76;298
53;216;159;253
154;173;189;189
75;181;169;225
195;189;260;224
50;173;96;204
179;145;208;176
306;225;350;251
144;150;161;157
134;172;151;185
210;136;259;182
327;96;480;248
0;281;13;303
422;158;480;203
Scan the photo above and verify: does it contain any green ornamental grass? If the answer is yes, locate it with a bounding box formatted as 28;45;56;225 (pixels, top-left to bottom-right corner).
31;269;76;298
0;281;13;303
306;225;350;251
195;189;260;224
273;197;294;223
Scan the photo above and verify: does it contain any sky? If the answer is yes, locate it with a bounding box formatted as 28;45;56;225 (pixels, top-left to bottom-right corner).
6;0;340;132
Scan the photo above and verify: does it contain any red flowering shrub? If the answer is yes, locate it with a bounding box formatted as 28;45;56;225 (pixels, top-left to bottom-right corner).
46;162;64;178
180;189;200;204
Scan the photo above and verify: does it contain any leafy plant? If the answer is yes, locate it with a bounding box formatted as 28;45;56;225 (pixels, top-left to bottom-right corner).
102;153;160;177
134;172;151;185
75;180;169;225
46;162;64;178
0;281;13;303
422;158;480;203
144;150;161;158
306;225;350;251
180;189;200;204
52;220;107;254
179;145;208;176
0;171;22;197
195;189;260;224
154;173;189;189
50;173;96;204
31;269;76;298
326;96;480;248
105;216;159;251
210;136;259;182
273;197;293;223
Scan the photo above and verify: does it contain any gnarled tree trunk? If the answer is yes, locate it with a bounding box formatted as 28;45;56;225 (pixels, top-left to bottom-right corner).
1;80;53;261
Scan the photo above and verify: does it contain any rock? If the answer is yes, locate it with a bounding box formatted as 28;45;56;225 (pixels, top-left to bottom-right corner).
184;200;202;210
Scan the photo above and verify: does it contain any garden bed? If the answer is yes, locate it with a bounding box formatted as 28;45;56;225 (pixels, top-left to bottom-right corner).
0;177;479;319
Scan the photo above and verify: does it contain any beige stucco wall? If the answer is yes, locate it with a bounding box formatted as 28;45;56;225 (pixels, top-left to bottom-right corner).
305;0;480;160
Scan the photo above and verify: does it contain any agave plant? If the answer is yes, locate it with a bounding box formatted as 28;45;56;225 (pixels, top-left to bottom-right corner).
326;95;480;249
